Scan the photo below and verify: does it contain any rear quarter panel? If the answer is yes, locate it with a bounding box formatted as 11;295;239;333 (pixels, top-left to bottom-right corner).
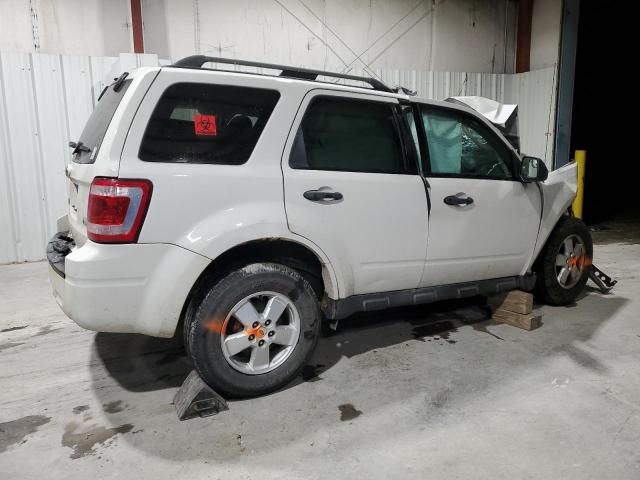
118;69;341;298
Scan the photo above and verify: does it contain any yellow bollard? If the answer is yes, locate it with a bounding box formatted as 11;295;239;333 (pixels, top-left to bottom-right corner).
572;150;586;219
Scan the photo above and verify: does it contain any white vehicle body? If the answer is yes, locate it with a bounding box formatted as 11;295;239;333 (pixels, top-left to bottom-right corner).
48;58;577;339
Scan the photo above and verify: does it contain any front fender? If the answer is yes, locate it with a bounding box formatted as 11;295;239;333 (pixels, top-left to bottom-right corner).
529;162;578;267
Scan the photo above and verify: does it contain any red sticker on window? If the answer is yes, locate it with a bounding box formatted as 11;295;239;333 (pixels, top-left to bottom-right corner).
193;114;217;136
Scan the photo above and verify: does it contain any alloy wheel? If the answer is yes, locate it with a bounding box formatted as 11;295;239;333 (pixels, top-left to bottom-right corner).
220;291;300;374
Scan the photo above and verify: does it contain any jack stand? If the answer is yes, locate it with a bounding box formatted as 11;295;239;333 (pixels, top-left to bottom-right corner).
589;265;617;293
173;370;228;421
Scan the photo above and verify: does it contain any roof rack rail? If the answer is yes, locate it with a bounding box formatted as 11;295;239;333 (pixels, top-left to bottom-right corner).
171;55;392;93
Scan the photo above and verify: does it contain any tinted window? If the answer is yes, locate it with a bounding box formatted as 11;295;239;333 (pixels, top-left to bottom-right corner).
290;96;408;174
421;108;514;180
73;79;132;164
139;83;280;164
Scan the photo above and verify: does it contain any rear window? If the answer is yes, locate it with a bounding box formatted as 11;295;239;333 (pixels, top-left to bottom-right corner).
73;78;132;164
139;83;280;165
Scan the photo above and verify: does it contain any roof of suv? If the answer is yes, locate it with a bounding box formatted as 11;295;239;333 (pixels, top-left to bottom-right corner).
165;55;415;99
160;56;505;127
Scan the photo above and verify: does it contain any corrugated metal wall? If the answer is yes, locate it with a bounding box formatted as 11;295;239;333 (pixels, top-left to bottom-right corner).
0;52;167;264
0;51;556;264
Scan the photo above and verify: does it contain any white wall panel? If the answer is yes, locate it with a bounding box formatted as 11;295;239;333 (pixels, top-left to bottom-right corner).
0;52;165;264
503;67;557;164
148;0;518;74
31;53;70;246
61;56;95;141
0;55;20;264
0;52;47;262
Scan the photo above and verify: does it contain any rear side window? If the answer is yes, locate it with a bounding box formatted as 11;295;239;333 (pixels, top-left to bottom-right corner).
73;79;132;164
139;83;280;165
290;96;412;174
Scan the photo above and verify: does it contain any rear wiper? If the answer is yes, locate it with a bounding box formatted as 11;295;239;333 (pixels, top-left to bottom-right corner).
68;141;91;153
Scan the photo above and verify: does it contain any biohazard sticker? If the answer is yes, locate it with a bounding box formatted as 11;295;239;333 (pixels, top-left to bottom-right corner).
193;114;217;136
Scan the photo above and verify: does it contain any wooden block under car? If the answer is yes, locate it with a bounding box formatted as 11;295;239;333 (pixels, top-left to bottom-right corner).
487;290;533;315
492;308;542;331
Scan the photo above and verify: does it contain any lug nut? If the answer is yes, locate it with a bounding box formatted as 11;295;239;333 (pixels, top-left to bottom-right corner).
265;320;271;326
252;321;260;328
248;334;255;341
268;331;275;337
259;340;265;346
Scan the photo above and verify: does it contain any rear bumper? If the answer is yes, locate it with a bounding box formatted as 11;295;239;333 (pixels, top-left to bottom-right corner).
47;232;75;277
47;234;210;338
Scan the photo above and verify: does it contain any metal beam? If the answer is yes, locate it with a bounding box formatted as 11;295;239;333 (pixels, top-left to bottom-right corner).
130;0;144;53
554;0;580;168
516;0;533;73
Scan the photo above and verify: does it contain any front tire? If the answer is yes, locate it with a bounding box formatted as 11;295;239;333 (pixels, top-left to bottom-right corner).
535;216;593;305
186;263;321;397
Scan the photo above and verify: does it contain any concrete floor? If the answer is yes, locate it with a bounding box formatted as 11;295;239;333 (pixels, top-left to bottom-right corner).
1;241;639;479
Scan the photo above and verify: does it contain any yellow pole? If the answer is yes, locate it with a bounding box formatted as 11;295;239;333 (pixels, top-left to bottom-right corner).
572;150;586;219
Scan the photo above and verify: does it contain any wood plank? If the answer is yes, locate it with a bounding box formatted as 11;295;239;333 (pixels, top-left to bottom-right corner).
487;290;533;315
492;308;542;331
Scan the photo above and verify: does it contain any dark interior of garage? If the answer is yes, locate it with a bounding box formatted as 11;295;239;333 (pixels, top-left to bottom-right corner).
572;3;637;228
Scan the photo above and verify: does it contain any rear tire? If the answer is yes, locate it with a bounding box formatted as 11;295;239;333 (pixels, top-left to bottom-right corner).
535;216;592;305
186;263;321;397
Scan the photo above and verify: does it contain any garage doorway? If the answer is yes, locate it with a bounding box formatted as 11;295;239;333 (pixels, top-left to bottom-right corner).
571;3;636;234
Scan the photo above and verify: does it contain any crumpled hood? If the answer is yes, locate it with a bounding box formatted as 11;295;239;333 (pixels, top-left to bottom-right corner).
445;96;517;128
445;95;520;151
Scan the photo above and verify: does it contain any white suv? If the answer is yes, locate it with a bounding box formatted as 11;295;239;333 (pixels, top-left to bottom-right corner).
48;56;590;397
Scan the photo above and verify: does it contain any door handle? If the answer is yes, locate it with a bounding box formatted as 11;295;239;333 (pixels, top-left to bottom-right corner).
444;194;474;206
303;190;343;202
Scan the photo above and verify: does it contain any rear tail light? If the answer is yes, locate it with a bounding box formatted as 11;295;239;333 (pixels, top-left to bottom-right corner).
87;177;153;243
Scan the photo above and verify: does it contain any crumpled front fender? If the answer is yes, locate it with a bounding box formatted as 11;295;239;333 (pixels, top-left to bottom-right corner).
529;162;578;267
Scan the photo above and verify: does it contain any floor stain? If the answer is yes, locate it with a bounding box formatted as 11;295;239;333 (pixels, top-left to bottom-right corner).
73;405;90;414
102;400;125;414
62;421;134;459
0;342;25;352
0;415;51;453
412;321;457;342
430;389;451;409
301;364;325;382
35;325;60;337
0;325;27;333
338;403;362;421
236;433;245;452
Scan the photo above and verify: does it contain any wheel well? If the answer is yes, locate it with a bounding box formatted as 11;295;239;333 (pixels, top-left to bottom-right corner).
177;239;326;339
532;213;572;270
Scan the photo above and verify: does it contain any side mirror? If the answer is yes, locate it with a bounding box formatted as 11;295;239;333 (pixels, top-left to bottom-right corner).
520;156;548;183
